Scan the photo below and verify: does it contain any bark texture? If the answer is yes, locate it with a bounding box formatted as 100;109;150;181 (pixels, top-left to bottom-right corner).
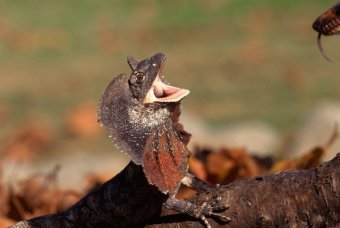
10;154;340;228
147;154;340;228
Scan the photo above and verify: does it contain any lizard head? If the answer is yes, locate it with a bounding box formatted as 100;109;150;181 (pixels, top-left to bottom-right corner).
99;53;191;165
127;52;189;104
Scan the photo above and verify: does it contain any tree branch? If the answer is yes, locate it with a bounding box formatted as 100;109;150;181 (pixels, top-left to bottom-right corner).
147;154;340;227
11;154;340;228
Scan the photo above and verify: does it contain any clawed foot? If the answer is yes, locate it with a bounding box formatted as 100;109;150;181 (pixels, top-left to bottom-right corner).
195;196;231;228
164;193;230;228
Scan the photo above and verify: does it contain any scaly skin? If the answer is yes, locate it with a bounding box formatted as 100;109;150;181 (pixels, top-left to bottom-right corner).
99;53;229;227
10;53;229;228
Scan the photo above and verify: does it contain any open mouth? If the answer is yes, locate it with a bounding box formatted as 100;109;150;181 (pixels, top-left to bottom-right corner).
144;63;190;104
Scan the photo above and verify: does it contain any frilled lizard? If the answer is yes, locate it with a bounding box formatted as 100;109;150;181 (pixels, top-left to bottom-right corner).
10;53;229;228
98;52;229;227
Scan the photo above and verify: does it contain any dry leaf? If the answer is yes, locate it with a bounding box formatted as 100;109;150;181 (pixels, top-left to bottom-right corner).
65;102;102;138
2;122;52;162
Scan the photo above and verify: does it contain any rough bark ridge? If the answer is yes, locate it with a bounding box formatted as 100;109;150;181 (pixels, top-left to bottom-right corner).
147;154;340;228
11;154;340;228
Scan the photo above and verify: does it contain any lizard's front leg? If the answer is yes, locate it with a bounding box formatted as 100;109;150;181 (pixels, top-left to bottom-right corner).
164;196;230;228
181;173;220;192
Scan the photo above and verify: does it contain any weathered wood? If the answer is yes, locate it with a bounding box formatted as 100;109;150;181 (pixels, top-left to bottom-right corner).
10;154;340;228
147;154;340;227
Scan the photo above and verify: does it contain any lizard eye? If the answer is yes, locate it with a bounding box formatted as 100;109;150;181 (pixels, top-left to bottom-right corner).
135;72;145;83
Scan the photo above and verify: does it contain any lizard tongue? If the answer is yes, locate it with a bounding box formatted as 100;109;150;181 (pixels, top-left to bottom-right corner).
144;75;190;104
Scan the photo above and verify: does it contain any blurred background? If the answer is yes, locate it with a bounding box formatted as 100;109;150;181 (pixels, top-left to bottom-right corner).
0;0;340;188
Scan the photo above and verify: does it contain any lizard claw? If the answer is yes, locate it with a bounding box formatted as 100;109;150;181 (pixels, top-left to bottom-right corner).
209;196;230;211
164;196;230;228
207;212;231;223
196;197;231;227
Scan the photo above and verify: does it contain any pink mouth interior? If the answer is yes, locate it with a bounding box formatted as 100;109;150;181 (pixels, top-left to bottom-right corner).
144;74;190;104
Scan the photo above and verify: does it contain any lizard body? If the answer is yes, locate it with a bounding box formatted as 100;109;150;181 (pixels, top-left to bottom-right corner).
99;53;229;226
10;53;228;228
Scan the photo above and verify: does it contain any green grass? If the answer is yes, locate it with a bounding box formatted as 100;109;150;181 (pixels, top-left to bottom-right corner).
0;0;339;156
